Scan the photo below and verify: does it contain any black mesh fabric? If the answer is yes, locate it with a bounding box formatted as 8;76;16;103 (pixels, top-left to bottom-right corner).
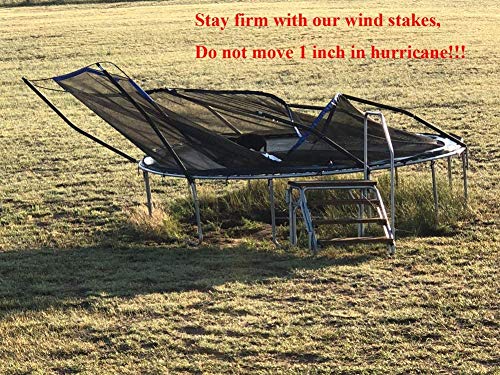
55;69;279;173
291;95;440;164
53;66;442;177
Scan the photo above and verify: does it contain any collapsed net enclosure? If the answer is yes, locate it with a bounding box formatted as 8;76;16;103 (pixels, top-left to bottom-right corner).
31;63;452;178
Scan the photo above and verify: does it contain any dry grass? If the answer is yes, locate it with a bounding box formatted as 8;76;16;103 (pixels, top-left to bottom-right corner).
126;206;182;242
0;0;499;373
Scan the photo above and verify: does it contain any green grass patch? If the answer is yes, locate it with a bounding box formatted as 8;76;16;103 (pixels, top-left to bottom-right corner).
126;206;182;242
158;172;469;246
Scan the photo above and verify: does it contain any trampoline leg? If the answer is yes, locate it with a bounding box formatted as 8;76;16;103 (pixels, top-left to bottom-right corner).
395;167;399;187
189;181;203;244
431;161;439;223
462;151;468;205
143;171;153;216
447;156;453;188
268;179;280;246
287;188;297;246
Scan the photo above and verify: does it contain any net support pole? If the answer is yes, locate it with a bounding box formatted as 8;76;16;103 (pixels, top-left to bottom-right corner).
97;65;193;183
431;160;439;223
22;77;137;164
189;180;203;244
195;100;364;168
268;179;280;246
143;171;153;216
344;94;467;148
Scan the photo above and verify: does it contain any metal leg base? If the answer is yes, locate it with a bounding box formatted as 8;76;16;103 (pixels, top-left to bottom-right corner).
268;179;281;247
143;171;153;216
189;181;203;245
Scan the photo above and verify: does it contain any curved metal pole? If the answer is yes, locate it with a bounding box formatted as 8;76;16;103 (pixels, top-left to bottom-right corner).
165;89;366;169
345;94;466;148
258;111;366;168
97;64;193;183
207;105;242;135
22;77;137;163
365;111;395;240
287;96;339;155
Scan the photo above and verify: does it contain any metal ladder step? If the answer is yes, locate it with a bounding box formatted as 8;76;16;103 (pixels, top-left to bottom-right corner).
313;218;387;226
287;179;395;254
319;237;394;246
308;198;380;207
288;180;377;188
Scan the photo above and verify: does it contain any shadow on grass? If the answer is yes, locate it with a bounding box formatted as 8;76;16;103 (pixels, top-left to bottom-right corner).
0;243;373;318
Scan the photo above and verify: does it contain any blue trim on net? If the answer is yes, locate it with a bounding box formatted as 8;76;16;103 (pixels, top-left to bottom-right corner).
52;65;155;105
288;95;339;153
128;79;155;104
52;66;104;82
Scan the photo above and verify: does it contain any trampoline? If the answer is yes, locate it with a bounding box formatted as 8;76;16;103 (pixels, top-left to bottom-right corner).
23;62;468;245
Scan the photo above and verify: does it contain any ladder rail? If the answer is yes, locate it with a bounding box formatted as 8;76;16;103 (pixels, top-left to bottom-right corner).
371;187;393;239
287;181;395;254
364;111;396;240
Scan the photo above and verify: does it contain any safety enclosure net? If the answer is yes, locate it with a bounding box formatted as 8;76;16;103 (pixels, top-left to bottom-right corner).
35;63;444;178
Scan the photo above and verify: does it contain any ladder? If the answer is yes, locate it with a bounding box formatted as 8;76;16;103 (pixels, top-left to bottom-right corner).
287;180;395;254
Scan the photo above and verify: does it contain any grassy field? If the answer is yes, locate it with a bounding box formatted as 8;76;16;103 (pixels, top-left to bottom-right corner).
1;0;499;373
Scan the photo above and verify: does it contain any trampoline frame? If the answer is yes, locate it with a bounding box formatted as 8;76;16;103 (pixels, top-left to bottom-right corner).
23;62;469;248
139;137;467;246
